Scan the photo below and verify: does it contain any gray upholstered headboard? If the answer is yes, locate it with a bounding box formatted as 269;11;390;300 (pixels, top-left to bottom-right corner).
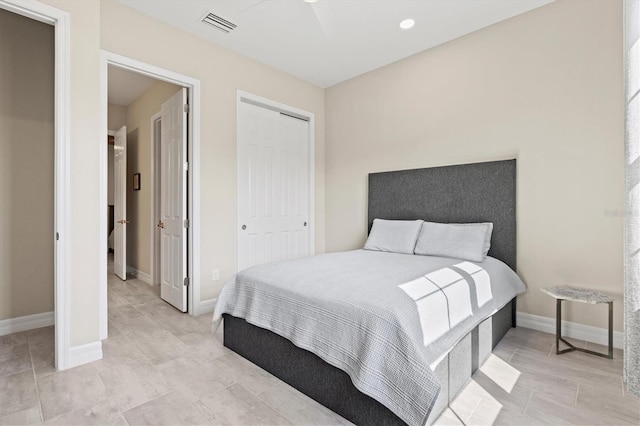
368;159;517;271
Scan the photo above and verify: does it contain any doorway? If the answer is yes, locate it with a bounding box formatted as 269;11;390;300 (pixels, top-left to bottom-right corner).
100;52;202;340
0;0;71;370
107;66;187;310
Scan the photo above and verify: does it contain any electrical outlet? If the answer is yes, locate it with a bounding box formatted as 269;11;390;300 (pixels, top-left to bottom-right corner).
212;269;220;281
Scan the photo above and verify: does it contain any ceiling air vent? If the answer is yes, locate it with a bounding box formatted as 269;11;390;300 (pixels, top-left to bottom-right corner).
201;12;237;34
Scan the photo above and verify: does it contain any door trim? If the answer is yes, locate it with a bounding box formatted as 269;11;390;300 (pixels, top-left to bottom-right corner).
99;51;203;340
0;0;72;370
236;90;316;270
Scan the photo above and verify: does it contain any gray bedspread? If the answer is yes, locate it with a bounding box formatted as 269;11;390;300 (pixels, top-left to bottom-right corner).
212;250;525;426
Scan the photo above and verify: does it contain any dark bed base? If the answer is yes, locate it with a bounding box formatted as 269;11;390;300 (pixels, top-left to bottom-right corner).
223;299;516;426
224;314;404;426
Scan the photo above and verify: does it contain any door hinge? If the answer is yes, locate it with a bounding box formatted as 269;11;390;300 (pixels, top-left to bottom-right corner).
183;104;190;113
56;232;59;241
184;219;190;228
183;162;189;171
183;277;190;287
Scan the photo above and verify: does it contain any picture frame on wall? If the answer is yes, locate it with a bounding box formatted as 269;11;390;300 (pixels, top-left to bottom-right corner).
133;173;141;191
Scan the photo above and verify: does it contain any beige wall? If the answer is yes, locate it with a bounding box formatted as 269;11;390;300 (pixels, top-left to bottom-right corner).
124;81;181;275
325;0;624;331
40;0;101;346
0;9;54;321
100;0;326;302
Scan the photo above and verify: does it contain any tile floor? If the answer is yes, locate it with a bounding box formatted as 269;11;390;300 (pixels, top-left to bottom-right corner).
0;260;638;425
436;328;639;425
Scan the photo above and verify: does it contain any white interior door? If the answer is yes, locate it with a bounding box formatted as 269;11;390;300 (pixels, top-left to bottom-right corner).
152;116;162;286
113;125;127;280
160;88;188;312
237;101;310;271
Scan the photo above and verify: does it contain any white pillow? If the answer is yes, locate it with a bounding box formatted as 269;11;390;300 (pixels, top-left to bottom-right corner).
364;219;424;254
414;222;493;262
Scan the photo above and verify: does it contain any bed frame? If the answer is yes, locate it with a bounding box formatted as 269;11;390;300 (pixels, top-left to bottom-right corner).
224;159;517;425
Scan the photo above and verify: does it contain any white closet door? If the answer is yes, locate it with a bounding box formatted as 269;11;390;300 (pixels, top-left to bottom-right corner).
160;88;188;312
237;101;310;271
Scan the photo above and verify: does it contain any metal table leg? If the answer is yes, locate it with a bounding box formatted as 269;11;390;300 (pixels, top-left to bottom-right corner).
556;299;562;355
555;298;613;359
608;301;613;358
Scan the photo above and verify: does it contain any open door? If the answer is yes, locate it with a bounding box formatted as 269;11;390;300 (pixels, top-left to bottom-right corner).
159;88;188;312
113;125;127;280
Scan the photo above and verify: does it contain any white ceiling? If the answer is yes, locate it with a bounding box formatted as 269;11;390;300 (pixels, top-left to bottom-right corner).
118;0;553;88
108;65;158;106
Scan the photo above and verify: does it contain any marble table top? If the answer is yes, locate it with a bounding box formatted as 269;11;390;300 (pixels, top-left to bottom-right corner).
541;286;614;304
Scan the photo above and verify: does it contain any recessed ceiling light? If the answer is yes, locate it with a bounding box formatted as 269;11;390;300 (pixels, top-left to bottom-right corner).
304;0;318;3
399;19;415;30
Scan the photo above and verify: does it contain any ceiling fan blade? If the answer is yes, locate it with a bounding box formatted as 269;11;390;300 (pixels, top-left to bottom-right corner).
309;0;334;37
237;0;269;15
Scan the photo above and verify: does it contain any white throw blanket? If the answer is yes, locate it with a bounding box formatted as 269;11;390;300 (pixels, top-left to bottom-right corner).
213;250;525;426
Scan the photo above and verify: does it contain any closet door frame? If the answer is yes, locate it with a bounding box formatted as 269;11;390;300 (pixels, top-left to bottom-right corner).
236;90;316;271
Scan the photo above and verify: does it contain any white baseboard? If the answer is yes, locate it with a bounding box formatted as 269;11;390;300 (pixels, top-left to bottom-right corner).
517;312;623;349
0;311;54;336
67;341;102;369
126;266;152;285
195;297;217;316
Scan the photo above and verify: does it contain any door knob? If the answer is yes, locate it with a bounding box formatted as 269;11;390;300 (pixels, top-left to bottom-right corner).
241;224;246;230
157;221;164;229
304;222;307;227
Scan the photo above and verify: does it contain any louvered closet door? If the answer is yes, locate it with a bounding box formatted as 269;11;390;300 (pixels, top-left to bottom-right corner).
237;100;310;271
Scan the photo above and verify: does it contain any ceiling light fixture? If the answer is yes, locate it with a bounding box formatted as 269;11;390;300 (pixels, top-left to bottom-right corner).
304;0;318;3
399;18;415;30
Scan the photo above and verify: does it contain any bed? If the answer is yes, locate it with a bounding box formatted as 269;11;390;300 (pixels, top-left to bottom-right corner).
214;159;521;425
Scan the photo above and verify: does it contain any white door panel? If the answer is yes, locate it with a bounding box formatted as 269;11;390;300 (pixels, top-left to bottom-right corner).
238;102;310;271
113;126;127;280
160;88;188;312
